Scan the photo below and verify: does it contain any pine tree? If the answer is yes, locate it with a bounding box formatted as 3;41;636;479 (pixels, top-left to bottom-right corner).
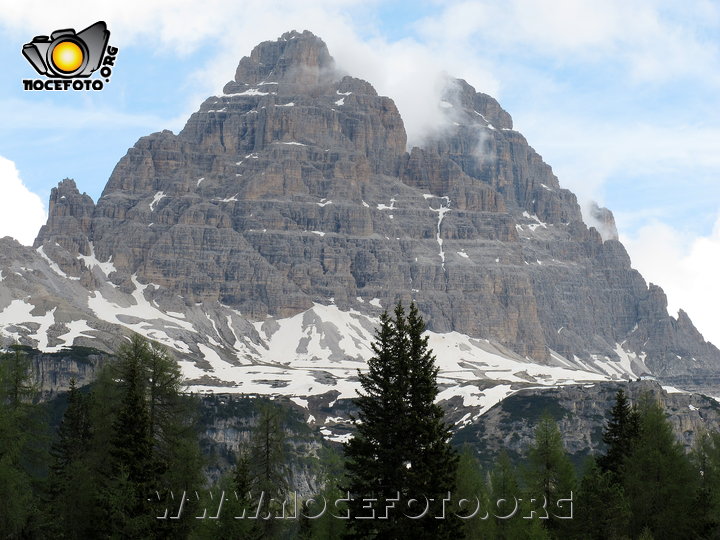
49;379;92;478
489;451;548;540
247;401;290;538
105;335;156;537
300;445;348;540
572;457;630;539
0;345;37;538
0;345;37;409
454;446;496;539
111;336;154;485
233;448;253;508
46;378;94;538
598;388;639;478
623;393;698;538
250;401;289;502
193;449;255;540
146;342;191;464
343;302;459;539
524;413;576;534
692;430;720;536
297;500;314;540
343;310;401;538
92;335;203;538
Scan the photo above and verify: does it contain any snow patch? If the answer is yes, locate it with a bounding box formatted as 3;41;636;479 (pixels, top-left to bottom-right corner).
522;211;548;228
149;191;166;211
78;243;117;277
87;275;194;353
662;385;688;394
48;319;95;352
37;246;80;280
377;198;396;211
0;300;55;350
226;88;273;96
428;196;451;269
291;397;309;409
437;384;516;416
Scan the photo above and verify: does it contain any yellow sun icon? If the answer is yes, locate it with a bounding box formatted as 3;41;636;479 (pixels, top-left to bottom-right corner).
51;41;84;73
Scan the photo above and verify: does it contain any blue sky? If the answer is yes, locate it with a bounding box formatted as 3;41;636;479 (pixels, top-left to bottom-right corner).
0;0;719;344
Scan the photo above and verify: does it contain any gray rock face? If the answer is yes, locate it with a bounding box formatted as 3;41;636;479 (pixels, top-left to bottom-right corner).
20;30;720;387
451;381;720;462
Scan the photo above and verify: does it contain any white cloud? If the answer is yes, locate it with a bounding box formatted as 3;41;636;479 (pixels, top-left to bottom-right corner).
4;1;716;148
0;98;172;132
1;0;499;147
0;156;47;246
622;215;720;348
515;115;720;206
414;0;720;85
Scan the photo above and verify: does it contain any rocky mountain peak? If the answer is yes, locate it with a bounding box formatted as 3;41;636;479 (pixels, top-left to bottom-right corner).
225;30;336;96
34;178;94;255
589;202;619;241
10;31;720;395
441;78;513;130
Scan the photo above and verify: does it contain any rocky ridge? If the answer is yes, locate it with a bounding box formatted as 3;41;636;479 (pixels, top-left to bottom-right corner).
1;30;718;419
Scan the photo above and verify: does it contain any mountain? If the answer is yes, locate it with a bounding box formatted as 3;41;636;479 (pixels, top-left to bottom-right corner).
2;31;719;426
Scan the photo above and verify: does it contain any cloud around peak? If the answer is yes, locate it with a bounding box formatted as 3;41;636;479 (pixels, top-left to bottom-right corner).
622;214;720;348
0;156;47;246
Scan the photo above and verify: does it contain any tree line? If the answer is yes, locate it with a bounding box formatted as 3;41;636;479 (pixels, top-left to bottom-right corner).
2;303;720;539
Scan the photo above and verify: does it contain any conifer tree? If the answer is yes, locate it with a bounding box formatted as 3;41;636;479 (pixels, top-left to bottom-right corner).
692;430;720;536
46;378;94;538
489;451;548;540
524;413;576;534
343;302;459;539
93;335;203;538
454;446;496;539
298;500;314;539
49;379;92;475
0;345;38;537
250;401;289;502
623;393;697;538
598;388;639;478
248;401;290;538
194;449;255;540
105;336;156;537
0;345;37;409
572;457;630;539
299;445;348;540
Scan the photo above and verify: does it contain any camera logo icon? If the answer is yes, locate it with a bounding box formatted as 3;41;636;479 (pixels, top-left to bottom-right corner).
22;21;110;78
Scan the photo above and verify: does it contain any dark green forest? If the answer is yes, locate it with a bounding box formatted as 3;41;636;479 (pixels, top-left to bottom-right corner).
2;304;720;539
